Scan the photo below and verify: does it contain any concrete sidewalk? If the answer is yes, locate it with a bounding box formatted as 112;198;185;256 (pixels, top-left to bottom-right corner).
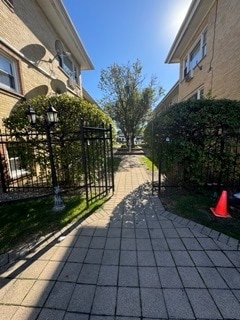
1;155;240;319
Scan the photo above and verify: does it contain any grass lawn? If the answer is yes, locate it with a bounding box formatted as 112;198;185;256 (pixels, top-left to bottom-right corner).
0;156;123;254
0;194;105;254
160;187;240;241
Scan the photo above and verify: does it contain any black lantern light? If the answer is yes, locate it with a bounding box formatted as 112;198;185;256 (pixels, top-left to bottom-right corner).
47;105;58;124
27;105;36;125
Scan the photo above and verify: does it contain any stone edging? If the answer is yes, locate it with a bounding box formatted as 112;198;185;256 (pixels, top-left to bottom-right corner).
150;195;240;250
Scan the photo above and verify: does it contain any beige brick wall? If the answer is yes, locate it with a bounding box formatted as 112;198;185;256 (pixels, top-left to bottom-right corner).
0;0;82;130
178;0;240;101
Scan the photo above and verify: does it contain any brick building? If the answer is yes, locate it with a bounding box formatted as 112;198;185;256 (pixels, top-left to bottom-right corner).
157;0;240;112
0;0;94;130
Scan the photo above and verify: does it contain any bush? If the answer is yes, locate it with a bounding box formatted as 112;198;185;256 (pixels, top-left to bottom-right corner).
145;99;240;189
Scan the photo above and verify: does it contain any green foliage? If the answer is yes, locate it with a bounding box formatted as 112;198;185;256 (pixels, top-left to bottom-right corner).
3;94;112;132
145;99;240;187
3;94;113;185
99;59;164;146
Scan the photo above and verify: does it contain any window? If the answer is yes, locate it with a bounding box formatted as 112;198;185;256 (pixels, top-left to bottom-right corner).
189;88;204;101
0;54;17;91
189;40;201;70
58;54;78;83
201;29;207;57
182;29;207;79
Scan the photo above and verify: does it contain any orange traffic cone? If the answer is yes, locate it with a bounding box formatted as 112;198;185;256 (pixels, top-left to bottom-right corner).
210;190;231;218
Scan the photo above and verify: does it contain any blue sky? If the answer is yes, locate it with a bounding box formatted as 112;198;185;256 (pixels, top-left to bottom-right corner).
62;0;192;105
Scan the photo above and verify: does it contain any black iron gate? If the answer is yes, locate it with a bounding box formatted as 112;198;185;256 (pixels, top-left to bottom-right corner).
0;123;114;206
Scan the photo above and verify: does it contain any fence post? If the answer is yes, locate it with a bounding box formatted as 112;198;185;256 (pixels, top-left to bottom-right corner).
80;119;89;208
109;124;115;193
0;153;7;193
102;123;108;195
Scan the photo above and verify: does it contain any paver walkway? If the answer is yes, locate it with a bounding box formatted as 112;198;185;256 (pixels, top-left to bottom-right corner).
1;155;240;320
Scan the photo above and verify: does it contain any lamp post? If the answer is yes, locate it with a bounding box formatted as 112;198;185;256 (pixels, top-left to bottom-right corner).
27;105;65;211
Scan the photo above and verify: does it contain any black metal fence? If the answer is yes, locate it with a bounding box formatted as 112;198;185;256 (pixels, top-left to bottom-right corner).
153;127;240;194
0;123;114;206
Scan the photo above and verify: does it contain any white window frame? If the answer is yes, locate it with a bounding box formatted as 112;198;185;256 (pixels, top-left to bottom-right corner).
188;87;204;101
182;28;207;79
58;54;79;85
0;53;19;92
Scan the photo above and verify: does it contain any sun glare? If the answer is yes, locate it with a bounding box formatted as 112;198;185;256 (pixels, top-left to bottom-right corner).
160;0;192;41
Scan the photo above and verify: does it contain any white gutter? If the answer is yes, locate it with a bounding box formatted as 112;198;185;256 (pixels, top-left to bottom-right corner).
165;0;215;63
36;0;94;70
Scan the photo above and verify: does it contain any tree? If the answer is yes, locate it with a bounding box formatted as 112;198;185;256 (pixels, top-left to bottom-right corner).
99;59;163;147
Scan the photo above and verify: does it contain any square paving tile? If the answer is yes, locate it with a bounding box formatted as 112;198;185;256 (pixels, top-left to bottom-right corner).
163;288;194;319
197;267;228;288
84;249;103;264
11;306;41;320
121;238;136;250
68;284;95;313
65;312;89;319
139;267;160;288
151;238;169;251
166;238;185;250
206;250;234;267
137;251;156;266
149;228;164;239
68;248;88;263
117;287;141;317
210;289;240;319
176;228;195;238
182;237;202;250
37;308;65;320
58;262;82;282
74;236;92;248
118;266;139;287
141;288;167;318
77;264;100;284
186;288;222;319
105;238;121;250
121;229;135;238
198;238;221;250
102;250;120;265
189;250;214;267
89;237;106;249
217;267;240;288
108;228;121;237
92;286;117;315
38;261;65;280
18;260;48;279
158;267;183;288
120;250;137;266
162;228;179;238
22;280;54;307
171;251;194;266
178;267;206;288
98;265;118;285
135;229;149;239
136;239;152;250
1;279;35;305
154;251;175;266
45;281;75;309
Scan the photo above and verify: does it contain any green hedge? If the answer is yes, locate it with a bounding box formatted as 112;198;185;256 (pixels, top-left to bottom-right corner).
144;99;240;188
